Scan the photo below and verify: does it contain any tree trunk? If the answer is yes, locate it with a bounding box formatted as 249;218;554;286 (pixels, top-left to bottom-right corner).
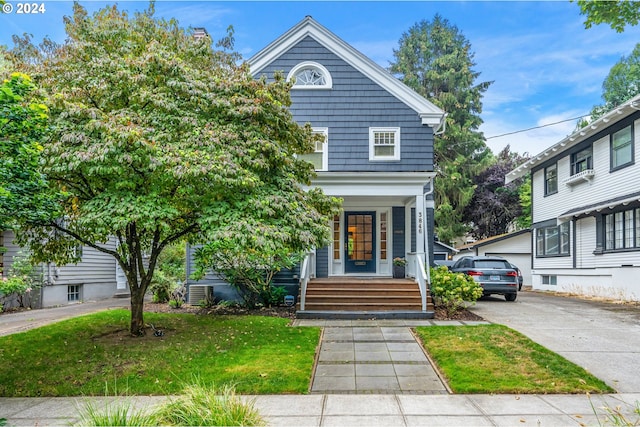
130;285;146;336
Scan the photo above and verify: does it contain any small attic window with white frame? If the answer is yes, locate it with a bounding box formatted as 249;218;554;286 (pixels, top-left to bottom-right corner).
287;61;332;89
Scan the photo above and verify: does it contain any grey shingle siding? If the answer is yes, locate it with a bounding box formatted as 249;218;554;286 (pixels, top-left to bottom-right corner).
255;37;434;172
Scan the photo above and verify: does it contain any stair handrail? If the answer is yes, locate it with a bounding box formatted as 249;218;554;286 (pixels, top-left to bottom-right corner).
415;254;428;311
299;252;314;311
408;252;429;311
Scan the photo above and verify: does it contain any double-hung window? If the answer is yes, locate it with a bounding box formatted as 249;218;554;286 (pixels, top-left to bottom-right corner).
611;125;633;170
536;222;570;256
299;128;328;171
570;146;593;175
369;127;400;161
544;163;558;195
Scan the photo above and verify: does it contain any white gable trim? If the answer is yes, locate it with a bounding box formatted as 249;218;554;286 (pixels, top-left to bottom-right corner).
248;16;445;128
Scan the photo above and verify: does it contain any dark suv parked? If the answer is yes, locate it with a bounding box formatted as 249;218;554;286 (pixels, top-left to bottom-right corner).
450;256;519;301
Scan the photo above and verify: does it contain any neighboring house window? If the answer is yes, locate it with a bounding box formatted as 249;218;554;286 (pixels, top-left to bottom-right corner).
536;222;570;256
541;275;557;286
287;61;333;89
298;128;328;171
333;215;341;261
369;127;401;161
570;146;592;175
611;125;633;170
380;212;388;262
544;163;558;195
604;207;640;250
68;285;81;302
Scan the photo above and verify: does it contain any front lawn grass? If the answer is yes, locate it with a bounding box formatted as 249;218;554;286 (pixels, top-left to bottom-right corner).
0;310;320;397
414;324;614;394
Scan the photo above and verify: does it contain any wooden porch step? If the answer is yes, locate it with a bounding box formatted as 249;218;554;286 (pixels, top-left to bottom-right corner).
299;277;434;316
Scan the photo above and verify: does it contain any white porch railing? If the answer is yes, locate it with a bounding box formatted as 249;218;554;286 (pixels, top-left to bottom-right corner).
298;252;315;311
407;252;430;311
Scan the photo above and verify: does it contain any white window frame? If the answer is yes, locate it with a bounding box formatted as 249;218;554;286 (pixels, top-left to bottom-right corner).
287;61;333;89
369;127;401;161
297;127;328;171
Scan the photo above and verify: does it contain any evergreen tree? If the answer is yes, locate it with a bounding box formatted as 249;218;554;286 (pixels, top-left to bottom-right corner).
390;15;493;244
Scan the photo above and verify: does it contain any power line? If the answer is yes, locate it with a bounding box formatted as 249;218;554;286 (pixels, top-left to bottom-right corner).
486;115;587;140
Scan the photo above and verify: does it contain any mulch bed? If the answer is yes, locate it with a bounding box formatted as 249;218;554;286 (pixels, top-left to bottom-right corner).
144;302;484;321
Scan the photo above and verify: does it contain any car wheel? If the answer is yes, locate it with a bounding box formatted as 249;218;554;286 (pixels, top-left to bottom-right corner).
505;293;517;302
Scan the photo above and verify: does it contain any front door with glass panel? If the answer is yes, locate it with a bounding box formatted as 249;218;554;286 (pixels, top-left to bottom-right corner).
345;212;376;273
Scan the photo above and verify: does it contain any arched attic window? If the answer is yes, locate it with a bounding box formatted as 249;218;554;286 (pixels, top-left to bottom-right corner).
287;61;333;89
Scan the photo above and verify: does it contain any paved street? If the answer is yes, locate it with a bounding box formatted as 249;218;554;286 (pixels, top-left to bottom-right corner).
469;291;640;393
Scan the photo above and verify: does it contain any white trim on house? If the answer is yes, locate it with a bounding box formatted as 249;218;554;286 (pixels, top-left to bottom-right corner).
309;171;435;197
247;16;445;129
506;94;640;184
286;61;333;89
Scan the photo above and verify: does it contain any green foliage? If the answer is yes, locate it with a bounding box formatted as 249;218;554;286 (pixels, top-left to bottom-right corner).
9;3;339;335
155;381;265;426
76;381;264;426
390;15;493;244
588;43;640;122
576;0;640;33
0;252;41;308
0;71;58;230
429;265;483;316
76;399;158;427
149;269;174;303
515;176;531;229
194;239;303;308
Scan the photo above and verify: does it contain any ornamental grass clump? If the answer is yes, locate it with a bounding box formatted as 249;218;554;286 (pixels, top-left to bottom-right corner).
155;382;265;426
430;266;483;316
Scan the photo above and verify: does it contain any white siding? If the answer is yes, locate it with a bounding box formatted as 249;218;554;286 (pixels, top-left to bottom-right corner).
533;118;640;223
1;231;119;306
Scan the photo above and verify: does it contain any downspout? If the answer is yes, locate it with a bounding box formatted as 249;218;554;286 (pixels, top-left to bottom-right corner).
433;113;447;136
423;177;435;285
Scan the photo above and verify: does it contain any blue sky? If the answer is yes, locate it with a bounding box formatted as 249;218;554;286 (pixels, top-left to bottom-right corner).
2;1;639;156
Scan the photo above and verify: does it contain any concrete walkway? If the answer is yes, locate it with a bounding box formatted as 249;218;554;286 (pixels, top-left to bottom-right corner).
294;319;489;394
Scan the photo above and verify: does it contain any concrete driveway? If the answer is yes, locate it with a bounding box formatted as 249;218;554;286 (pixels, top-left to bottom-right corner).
469;291;640;393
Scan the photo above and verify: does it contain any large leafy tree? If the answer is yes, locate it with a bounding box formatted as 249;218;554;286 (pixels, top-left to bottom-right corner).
10;3;339;335
0;72;58;231
588;43;640;122
464;146;529;239
390;15;493;244
576;0;640;33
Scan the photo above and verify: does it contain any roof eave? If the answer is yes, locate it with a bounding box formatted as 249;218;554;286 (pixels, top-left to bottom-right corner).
505;94;640;184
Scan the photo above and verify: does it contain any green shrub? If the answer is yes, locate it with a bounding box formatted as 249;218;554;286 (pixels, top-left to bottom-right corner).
430;266;483;316
0;252;41;308
149;269;174;303
75;399;158;426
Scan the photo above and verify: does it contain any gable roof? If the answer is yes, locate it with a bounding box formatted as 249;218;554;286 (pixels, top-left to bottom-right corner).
506;94;640;183
247;16;446;129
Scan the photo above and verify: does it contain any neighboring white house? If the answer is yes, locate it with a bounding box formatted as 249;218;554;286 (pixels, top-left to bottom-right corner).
453;229;532;286
1;230;128;307
506;94;640;301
